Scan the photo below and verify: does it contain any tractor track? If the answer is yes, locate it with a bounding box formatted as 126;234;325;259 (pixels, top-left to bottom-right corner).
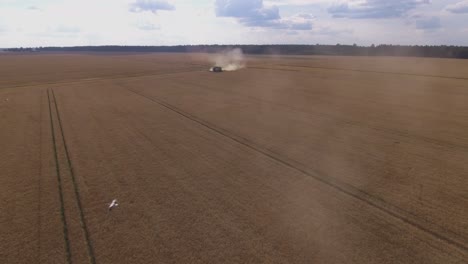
125;87;468;258
251;65;468;81
0;68;205;91
51;89;97;264
176;79;468;153
47;89;72;264
36;90;44;261
148;78;468;247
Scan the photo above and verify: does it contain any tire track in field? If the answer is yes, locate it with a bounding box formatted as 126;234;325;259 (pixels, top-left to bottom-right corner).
0;68;205;91
125;88;468;257
135;79;468;247
251;65;468;81
178;79;468;153
47;89;72;264
51;89;97;264
36;90;43;261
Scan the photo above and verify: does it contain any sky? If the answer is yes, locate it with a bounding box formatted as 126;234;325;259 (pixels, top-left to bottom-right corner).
0;0;467;47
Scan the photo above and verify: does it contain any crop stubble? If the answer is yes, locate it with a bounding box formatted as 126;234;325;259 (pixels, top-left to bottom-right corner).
1;53;467;263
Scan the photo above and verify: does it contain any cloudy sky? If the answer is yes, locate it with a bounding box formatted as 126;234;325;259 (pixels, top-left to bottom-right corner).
0;0;467;47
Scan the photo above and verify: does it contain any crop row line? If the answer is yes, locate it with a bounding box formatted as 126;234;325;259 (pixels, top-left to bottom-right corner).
125;88;468;257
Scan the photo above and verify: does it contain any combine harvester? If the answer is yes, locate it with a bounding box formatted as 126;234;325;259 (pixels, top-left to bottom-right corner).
210;66;223;72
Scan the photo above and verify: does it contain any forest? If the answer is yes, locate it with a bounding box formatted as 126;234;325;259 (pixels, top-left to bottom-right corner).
5;44;468;59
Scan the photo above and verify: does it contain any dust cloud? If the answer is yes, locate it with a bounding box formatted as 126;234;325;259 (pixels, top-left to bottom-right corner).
210;48;246;71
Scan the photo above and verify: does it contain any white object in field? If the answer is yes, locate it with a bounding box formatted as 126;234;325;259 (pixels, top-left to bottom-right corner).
108;199;119;211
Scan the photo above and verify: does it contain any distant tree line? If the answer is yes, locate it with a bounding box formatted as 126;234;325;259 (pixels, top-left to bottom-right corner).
5;44;468;59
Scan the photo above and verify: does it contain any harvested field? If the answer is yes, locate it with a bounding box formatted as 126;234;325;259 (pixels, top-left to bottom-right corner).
1;53;468;263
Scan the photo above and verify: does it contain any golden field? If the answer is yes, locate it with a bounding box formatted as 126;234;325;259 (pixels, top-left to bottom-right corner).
1;53;468;263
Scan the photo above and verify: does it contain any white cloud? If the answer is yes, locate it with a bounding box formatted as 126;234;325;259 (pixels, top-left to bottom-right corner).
136;21;160;30
265;0;328;6
215;0;313;30
328;0;430;19
276;13;314;30
0;0;466;47
446;1;468;13
129;0;175;14
216;0;280;20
